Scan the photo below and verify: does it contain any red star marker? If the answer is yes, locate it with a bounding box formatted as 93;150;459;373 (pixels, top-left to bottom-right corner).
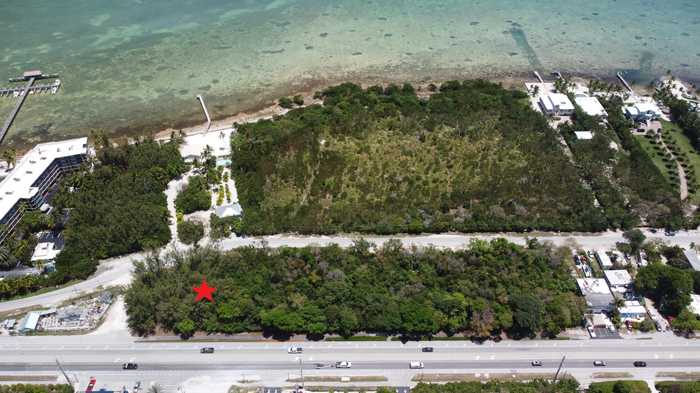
193;278;216;302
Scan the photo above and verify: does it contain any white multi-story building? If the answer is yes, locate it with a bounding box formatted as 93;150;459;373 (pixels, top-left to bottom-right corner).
0;137;88;245
539;93;575;116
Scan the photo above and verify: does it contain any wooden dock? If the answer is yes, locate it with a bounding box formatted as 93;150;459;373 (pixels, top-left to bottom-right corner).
0;70;60;147
616;72;634;93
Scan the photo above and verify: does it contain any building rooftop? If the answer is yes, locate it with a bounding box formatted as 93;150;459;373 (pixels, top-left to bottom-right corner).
0;137;88;221
548;93;575;111
684;249;700;271
575;96;608;117
574;131;594;140
577;278;613;295
31;241;61;262
604;269;633;287
596;250;613;268
690;294;700;316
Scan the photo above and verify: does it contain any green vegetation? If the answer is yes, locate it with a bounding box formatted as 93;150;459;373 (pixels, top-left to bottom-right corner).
633;133;675;185
0;385;73;393
410;380;579;393
175;175;211;214
209;214;242;240
661;120;700;202
600;98;685;228
635;263;693;316
656;381;700;393
588;381;651;393
672;308;700;334
278;97;294;109
0;139;186;300
124;238;585;339
233;81;604;235
177;220;204;245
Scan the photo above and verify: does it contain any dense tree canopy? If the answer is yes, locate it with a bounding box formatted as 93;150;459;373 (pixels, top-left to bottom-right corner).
0;385;73;393
175;175;211;214
125;239;585;339
635;263;693;316
52;139;186;282
411;380;579;393
232;81;604;235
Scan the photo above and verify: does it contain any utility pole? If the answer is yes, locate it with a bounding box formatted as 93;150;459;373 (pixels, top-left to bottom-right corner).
299;358;304;391
55;358;73;385
552;355;566;384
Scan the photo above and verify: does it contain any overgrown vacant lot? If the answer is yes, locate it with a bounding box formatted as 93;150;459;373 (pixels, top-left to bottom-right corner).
124;239;585;339
232;81;605;235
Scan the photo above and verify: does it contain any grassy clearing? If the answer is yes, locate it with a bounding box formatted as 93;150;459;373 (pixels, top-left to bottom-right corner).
592;372;634;379
656;371;700;380
634;134;676;184
588;380;650;393
412;373;555;382
662;120;700;203
0;376;57;382
287;376;388;382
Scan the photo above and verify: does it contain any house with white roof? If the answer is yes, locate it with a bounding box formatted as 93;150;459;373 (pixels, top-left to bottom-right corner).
574;131;594;140
690;294;700;316
604;270;633;294
596;250;614;269
684;249;700;272
539;93;575;116
624;102;663;122
618;301;647;323
577;278;615;313
0;137;88;245
575;95;608;118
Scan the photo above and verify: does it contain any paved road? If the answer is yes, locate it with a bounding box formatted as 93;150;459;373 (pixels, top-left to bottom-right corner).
2;229;698;313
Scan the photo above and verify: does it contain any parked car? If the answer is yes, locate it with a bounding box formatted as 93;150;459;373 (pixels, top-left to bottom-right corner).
122;362;138;370
335;361;352;368
531;361;542;367
409;361;425;369
200;347;215;354
287;346;303;354
421;347;434;353
633;361;647;367
593;360;606;367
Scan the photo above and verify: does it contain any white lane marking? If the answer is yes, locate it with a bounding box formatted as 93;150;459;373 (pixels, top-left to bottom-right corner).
654;354;659;359
489;355;495;360
475;355;480;360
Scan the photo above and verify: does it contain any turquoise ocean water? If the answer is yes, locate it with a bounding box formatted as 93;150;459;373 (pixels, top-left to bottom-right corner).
1;0;699;145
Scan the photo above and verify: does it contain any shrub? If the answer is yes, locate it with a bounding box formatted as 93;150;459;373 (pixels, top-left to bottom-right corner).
293;95;305;106
278;97;294;109
175;176;211;214
177;220;204;245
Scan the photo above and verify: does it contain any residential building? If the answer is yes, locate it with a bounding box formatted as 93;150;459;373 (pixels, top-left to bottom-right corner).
690;294;700;316
178;128;233;163
574;131;594;140
0;137;88;245
618;301;647;323
604;270;633;294
575;95;608;118
596;250;614;269
684;249;700;271
539;93;575;116
623;102;663;122
577;278;615;313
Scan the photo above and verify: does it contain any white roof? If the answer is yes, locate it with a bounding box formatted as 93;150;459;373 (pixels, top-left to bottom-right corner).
596;250;613;268
619;301;647;317
0;137;88;221
539;96;554;112
604;270;633;287
179;128;233;159
634;102;662;115
577;278;612;295
548;93;575;111
684;249;700;271
690;294;700;316
575;96;607;117
31;242;60;262
574;131;594;140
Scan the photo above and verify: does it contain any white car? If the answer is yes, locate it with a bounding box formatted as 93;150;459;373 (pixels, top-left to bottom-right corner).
409;361;424;369
335;361;352;368
287;346;303;354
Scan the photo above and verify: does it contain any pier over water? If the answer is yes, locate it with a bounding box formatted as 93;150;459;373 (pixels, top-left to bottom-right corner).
0;70;61;147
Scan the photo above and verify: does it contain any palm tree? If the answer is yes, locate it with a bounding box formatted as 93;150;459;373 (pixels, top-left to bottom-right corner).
2;149;16;169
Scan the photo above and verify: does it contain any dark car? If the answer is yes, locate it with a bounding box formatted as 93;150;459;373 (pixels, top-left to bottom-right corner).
531;361;542;367
633;361;647;367
201;347;215;354
421;347;434;353
122;362;138;370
